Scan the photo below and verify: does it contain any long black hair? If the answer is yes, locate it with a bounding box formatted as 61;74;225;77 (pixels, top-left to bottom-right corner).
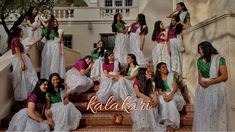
112;13;126;32
104;50;113;65
25;6;37;23
125;54;138;75
137;13;148;35
31;79;48;103
8;27;22;49
135;68;153;97
154;62;168;92
177;2;188;12
47;73;64;95
168;15;183;36
46;19;59;40
151;21;163;41
93;40;105;58
83;55;92;69
198;41;218;62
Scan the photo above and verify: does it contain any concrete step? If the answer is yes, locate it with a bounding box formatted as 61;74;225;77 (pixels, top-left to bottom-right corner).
180;114;193;126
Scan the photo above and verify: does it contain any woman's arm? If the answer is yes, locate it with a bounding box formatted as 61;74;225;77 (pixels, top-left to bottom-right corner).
166;10;178;18
15;47;26;71
125;70;138;80
205;64;228;85
27;102;44;122
133;85;151;101
140;34;145;50
169;80;178;96
60;36;64;55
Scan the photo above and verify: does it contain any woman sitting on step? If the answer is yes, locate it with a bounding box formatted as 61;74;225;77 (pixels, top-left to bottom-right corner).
131;67;165;131
96;51;121;103
7;79;52;131
112;54;139;101
155;62;185;129
45;73;82;131
65;55;94;94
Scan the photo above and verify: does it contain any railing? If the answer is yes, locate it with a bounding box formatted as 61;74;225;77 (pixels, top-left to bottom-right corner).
53;7;77;19
99;6;138;19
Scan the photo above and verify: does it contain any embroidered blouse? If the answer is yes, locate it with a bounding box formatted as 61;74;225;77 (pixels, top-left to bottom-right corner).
73;59;86;71
11;37;25;54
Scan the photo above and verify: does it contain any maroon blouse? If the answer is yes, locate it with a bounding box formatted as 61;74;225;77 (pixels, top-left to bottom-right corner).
27;93;45;116
11;37;25;55
168;27;177;39
130;23;139;33
73;59;86;71
156;32;166;43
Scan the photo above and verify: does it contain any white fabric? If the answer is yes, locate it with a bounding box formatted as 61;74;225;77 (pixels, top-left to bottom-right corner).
7;108;50;131
152;42;171;72
193;55;227;131
128;28;147;66
40;29;65;79
51;102;82;131
90;57;104;80
113;33;128;64
96;60;119;103
65;68;94;94
169;37;182;75
179;11;189;23
10;54;38;101
158;72;185;128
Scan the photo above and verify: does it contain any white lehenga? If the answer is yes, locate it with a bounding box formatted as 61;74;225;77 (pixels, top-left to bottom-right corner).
40;29;65;79
90;57;104;80
152;42;171;72
96;60;119;103
11;54;38;101
112;66;139;101
128;27;147;66
65;68;94;94
193;55;227;131
113;33;128;64
158;72;185;128
7;108;50;131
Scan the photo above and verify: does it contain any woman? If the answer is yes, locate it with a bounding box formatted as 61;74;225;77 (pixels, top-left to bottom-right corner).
128;13;148;66
167;15;184;75
65;55;94;94
9;27;38;101
22;7;41;53
151;21;171;71
96;51;120;103
131;68;165;131
90;40;106;79
112;54;139;101
45;73;82;131
7;79;52;131
112;13;128;64
193;41;228;131
167;2;191;29
155;62;185;129
30;19;65;79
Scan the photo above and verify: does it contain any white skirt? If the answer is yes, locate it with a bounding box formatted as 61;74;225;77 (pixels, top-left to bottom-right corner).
152;43;171;72
11;54;38;101
112;77;135;101
7;108;50;131
41;40;65;79
193;79;227;131
65;69;94;94
131;98;166;131
51;102;82;131
90;58;104;80
169;38;182;75
128;33;147;66
113;33;128;64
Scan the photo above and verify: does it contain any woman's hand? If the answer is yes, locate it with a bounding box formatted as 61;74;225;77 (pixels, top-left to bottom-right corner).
150;98;158;107
199;80;209;88
20;62;26;71
60;50;64;55
63;97;69;105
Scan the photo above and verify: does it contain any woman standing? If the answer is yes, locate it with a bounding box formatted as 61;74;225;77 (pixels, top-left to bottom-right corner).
193;41;228;131
155;62;185;129
65;56;94;94
128;13;148;66
45;73;82;131
9;27;38;101
167;15;183;75
112;54;139;101
96;51;120;103
112;13;128;64
7;79;52;131
90;40;106;79
151;21;170;71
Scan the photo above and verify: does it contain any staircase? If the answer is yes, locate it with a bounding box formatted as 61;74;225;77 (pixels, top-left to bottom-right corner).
0;78;194;131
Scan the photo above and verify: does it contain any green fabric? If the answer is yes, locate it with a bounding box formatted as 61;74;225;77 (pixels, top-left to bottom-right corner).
197;57;226;78
46;91;62;104
173;74;177;81
91;50;100;61
163;80;171;92
127;70;131;76
184;12;190;23
115;23;125;32
41;28;57;40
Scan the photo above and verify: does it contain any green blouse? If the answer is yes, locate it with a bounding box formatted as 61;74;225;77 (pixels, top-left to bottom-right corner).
197;57;226;78
162;74;177;92
115;23;126;32
46;90;62;104
41;28;57;40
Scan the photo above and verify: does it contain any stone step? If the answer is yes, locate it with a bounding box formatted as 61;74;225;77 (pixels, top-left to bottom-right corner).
75;125;132;131
180;114;193;126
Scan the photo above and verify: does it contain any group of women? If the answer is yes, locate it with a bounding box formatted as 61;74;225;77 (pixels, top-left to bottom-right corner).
7;1;228;131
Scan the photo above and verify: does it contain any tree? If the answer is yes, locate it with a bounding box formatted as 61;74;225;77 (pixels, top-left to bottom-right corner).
0;0;54;51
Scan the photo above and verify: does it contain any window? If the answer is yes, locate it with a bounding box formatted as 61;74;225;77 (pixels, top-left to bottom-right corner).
125;0;132;6
63;35;72;48
100;34;115;51
115;0;122;7
105;0;112;7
